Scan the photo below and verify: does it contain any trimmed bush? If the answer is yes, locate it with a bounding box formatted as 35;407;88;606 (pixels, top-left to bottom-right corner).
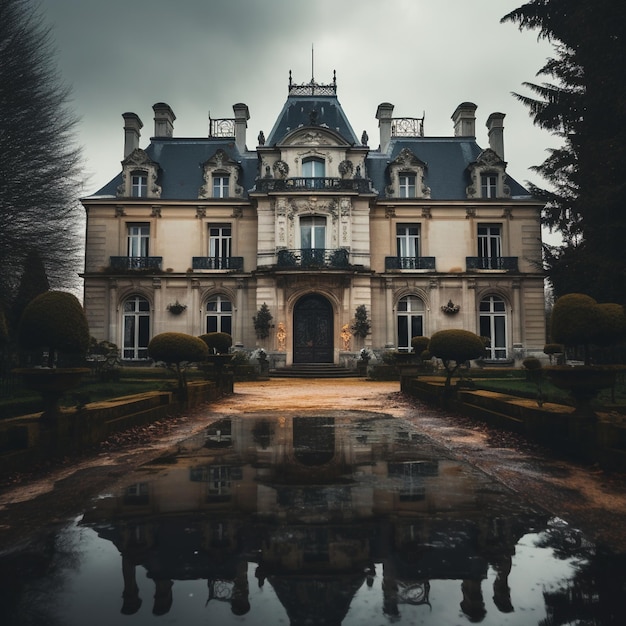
148;332;209;395
411;336;430;355
199;332;233;354
253;303;273;340
18;291;89;366
428;329;485;388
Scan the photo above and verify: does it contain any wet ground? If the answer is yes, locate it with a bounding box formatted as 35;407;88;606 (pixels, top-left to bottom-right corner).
1;379;626;624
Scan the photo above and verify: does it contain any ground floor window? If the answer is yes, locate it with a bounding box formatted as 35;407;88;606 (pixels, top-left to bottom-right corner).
479;295;507;359
122;295;150;359
397;295;424;349
206;295;232;334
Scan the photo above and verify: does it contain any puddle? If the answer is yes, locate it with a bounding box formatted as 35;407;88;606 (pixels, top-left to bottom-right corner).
1;411;625;625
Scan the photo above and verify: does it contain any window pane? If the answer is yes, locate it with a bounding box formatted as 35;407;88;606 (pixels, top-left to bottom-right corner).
398;316;408;348
206;317;218;333
410;316;423;339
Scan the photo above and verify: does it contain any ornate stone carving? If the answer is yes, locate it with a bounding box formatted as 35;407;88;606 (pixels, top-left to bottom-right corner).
198;149;243;199
196;207;206;219
340;324;352;351
276;322;287;352
273;160;289;179
338;159;354;178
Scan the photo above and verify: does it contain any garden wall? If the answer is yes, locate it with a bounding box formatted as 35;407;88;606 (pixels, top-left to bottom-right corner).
0;379;227;474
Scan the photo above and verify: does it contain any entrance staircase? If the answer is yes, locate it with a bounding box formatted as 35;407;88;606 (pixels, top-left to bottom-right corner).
270;363;357;378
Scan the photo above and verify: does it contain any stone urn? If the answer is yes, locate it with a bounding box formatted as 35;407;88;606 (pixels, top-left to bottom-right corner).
14;367;90;419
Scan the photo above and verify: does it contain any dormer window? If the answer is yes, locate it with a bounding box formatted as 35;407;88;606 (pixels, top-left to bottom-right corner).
481;174;498;199
386;148;430;199
199;149;243;199
131;172;148;198
117;149;161;199
302;157;325;178
213;174;230;198
467;149;510;199
399;173;416;198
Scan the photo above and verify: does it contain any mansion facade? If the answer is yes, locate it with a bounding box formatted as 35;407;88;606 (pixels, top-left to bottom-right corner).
81;73;545;367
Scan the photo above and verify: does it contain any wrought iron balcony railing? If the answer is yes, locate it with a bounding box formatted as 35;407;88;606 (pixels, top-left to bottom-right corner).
385;256;436;271
255;177;372;194
277;248;349;269
192;256;244;271
466;256;519;271
110;256;162;271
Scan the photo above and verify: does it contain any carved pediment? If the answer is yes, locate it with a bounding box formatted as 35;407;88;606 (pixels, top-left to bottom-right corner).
117;149;161;198
386;147;430;199
391;147;427;169
471;148;506;169
199;149;243;198
281;126;349;148
121;148;157;168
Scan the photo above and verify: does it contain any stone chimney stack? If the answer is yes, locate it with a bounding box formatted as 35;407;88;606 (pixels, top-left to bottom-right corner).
376;102;395;153
233;103;250;153
451;102;477;137
122;112;143;158
153;102;176;138
486;112;506;159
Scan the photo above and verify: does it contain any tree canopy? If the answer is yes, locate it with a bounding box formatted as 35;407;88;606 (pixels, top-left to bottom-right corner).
0;0;83;310
502;0;626;304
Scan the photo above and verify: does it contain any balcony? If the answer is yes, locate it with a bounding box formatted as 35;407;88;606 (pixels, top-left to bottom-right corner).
255;177;372;194
385;256;436;271
466;256;518;271
192;257;244;271
276;248;350;269
109;256;162;271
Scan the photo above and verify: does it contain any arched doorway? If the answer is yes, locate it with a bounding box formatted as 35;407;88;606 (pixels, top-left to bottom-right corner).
293;294;334;363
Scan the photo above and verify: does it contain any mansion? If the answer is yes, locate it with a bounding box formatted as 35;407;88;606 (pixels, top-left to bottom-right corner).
81;73;545;368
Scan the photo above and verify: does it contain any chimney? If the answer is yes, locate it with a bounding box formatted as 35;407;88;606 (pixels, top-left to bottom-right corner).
486;112;506;159
122;112;143;158
233;103;250;153
152;102;176;138
376;102;394;153
451;102;477;137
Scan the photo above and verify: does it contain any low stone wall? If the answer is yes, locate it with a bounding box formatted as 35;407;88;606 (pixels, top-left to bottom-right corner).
402;375;626;472
0;380;225;474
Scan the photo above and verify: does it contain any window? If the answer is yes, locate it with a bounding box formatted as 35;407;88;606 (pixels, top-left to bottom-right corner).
397;295;424;350
131;172;148;197
127;224;149;258
300;216;326;250
206;295;232;334
302;157;325;189
399;173;416;198
478;224;502;269
209;224;232;264
479;295;507;359
481;174;498;198
123;295;150;359
212;174;230;198
396;224;420;260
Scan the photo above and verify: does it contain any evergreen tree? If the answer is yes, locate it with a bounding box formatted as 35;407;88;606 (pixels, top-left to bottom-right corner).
0;0;83;310
10;249;50;334
502;0;626;303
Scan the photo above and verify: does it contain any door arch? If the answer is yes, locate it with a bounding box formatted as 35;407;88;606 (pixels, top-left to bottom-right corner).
293;294;334;363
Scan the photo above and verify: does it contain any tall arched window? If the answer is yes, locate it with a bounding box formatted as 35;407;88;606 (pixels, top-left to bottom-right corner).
206;295;232;334
479;295;508;359
302;157;325;189
397;295;424;350
122;295;151;359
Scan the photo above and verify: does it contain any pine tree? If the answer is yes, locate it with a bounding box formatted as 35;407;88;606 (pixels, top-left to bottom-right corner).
10;249;50;334
0;0;83;310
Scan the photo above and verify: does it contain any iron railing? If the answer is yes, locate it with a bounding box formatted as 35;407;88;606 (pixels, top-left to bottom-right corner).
466;256;518;271
110;256;162;270
192;256;244;271
277;248;349;269
391;117;425;137
255;177;371;193
385;256;436;270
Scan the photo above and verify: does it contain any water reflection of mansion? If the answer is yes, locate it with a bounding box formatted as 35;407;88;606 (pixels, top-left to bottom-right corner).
84;414;544;622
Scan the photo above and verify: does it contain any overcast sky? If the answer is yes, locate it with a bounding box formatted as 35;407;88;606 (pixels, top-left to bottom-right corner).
42;0;560;202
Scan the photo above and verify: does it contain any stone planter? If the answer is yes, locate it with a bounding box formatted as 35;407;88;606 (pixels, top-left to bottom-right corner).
14;367;90;419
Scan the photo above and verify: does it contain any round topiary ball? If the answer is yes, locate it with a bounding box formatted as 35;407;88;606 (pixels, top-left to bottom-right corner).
411;336;430;354
148;332;209;365
199;332;233;354
428;329;486;364
18;291;90;365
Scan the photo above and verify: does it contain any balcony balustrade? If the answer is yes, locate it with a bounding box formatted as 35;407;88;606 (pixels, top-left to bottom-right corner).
276;248;349;269
385;256;436;271
192;257;244;271
255;177;371;194
109;256;162;271
466;256;519;271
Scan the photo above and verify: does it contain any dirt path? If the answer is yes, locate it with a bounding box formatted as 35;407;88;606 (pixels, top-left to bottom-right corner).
2;379;626;553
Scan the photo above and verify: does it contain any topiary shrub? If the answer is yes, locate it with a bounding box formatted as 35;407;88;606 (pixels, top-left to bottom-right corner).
199;332;233;354
351;305;371;339
428;329;485;389
253;303;273;340
148;332;208;396
18;291;90;367
543;343;564;364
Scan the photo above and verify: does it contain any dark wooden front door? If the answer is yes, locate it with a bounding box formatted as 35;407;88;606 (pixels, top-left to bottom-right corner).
293;294;333;363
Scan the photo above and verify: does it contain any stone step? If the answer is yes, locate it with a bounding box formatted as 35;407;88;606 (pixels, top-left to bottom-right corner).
270;364;357;379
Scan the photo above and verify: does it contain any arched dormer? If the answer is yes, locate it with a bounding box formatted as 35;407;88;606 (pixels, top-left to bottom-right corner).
466;148;510;199
117;148;161;199
386;148;430;199
199;149;243;199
